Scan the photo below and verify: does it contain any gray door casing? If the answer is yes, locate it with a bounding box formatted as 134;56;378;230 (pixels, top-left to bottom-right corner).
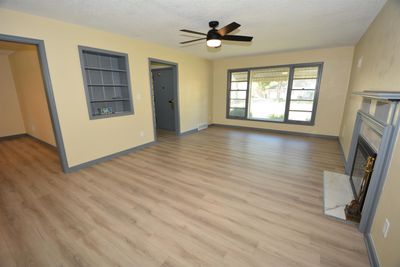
151;68;176;132
0;33;68;172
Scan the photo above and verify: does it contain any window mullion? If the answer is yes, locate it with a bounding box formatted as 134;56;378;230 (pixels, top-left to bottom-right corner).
310;65;323;124
284;66;295;122
244;70;250;119
226;71;232;118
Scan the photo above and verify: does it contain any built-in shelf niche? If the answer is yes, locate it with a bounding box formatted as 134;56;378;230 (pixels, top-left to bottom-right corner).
78;46;134;119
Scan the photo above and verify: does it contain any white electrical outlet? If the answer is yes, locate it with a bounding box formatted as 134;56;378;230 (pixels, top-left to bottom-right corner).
140;131;144;137
382;218;390;238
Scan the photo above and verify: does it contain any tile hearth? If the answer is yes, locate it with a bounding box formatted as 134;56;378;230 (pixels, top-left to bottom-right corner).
323;171;354;221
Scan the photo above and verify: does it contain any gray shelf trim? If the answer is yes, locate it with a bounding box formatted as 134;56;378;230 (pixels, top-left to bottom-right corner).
84;66;127;72
90;98;130;103
87;84;129;87
78;45;134;120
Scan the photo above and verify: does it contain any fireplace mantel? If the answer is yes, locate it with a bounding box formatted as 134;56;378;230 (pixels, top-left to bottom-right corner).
353;91;400;101
346;90;400;233
353;91;400;127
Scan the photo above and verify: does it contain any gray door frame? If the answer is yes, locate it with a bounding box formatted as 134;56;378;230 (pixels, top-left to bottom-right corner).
0;33;69;172
148;58;180;138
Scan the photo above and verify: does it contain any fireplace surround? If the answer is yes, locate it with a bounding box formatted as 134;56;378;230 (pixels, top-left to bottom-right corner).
345;91;400;233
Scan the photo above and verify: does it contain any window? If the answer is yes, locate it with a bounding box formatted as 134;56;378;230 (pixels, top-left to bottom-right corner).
227;63;322;125
79;46;134;119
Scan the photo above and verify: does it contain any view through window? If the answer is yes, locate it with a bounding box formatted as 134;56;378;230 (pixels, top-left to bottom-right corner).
227;63;322;125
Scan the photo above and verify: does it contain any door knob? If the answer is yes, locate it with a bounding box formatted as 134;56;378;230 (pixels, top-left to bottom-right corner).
168;99;175;110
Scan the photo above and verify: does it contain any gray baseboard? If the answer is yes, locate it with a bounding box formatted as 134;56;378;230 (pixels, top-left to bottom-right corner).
66;141;156;173
178;128;199;136
209;123;338;140
364;233;380;267
28;134;57;150
0;133;56;150
0;133;27;141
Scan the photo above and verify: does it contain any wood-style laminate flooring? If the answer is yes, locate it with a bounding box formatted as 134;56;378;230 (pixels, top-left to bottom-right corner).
0;127;369;267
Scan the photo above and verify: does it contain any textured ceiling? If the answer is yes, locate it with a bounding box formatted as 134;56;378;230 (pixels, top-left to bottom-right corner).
0;0;386;59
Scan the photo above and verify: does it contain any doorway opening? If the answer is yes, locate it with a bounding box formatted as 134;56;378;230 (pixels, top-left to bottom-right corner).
0;34;67;172
149;58;180;139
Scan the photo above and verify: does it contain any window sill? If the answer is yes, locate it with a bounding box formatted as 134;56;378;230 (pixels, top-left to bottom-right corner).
226;116;315;126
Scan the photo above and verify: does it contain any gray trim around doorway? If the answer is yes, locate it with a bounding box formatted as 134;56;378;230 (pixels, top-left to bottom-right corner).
0;33;69;172
148;58;181;138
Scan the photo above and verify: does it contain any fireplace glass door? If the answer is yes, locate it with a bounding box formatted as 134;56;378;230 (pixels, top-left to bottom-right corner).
349;135;377;210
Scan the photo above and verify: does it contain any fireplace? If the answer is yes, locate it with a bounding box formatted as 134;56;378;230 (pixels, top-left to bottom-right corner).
322;91;400;234
343;91;400;233
345;136;377;222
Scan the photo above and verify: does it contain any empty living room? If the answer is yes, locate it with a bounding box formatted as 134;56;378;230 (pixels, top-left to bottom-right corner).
1;0;399;266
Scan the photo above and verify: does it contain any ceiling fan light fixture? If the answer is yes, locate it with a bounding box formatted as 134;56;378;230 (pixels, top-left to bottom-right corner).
180;21;253;48
206;38;221;48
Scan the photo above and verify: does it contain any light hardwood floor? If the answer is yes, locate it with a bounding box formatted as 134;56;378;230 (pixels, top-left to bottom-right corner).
0;127;370;267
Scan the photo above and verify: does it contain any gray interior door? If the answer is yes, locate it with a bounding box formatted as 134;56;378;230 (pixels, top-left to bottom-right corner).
152;68;175;131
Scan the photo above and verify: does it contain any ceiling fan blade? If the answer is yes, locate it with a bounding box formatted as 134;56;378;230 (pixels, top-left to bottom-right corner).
217;22;241;36
180;29;207;36
221;35;253;42
180;38;206;44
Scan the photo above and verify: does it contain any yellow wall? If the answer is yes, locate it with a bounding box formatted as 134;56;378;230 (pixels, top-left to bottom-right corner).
212;46;354;136
338;0;400;266
0;53;25;137
0;8;212;167
9;48;56;146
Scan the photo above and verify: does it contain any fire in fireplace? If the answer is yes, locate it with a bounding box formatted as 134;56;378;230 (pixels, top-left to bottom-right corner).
345;135;377;222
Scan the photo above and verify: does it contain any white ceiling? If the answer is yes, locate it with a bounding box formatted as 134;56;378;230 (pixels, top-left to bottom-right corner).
0;0;386;59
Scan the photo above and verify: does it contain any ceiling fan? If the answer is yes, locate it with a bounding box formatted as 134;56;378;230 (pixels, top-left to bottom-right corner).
180;21;253;48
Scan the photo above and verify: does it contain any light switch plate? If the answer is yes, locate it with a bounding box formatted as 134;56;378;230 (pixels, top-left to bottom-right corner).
357;56;363;69
383;218;390;238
